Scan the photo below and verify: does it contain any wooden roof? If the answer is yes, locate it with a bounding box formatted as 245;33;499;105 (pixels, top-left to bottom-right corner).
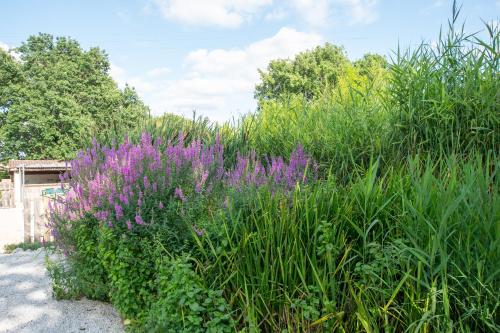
7;160;70;172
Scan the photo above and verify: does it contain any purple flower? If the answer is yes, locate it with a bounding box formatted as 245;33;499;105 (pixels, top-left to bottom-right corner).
192;224;205;237
119;193;129;206
143;176;150;190
93;210;109;222
125;219;132;230
174;187;186;202
115;203;123;220
135;214;144;225
51;130;316;241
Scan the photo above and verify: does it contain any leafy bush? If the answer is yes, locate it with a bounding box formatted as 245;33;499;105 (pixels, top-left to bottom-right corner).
144;255;234;333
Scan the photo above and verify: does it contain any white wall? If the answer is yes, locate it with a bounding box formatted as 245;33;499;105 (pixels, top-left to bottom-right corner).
13;172;22;207
0;207;24;252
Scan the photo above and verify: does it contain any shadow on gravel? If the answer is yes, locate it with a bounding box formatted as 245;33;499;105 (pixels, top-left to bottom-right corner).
0;251;123;333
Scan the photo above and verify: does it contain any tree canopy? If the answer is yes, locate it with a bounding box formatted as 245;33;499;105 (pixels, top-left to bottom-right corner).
0;33;149;161
254;43;388;103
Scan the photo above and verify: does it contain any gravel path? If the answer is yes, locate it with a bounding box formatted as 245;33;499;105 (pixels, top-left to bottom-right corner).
0;249;124;333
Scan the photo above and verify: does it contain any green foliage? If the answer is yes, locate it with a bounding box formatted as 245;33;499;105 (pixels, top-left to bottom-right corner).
3;240;52;253
68;217;110;300
98;225;156;322
197;155;500;332
249;92;389;180
389;11;499;155
145;255;234;333
45;254;81;300
45;216;109;300
354;53;389;80
0;33;149;161
255;43;351;102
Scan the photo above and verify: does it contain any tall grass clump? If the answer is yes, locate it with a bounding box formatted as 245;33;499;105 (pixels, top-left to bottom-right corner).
390;4;499;156
250;88;390;180
197;155;499;331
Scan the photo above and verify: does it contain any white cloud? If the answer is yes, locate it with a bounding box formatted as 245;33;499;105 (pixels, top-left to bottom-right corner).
110;63;126;87
265;8;288;21
0;41;9;52
290;0;378;27
153;0;272;28
147;67;171;77
292;0;331;27
421;0;447;14
337;0;378;25
111;28;323;122
0;41;21;61
110;63;156;93
151;0;379;28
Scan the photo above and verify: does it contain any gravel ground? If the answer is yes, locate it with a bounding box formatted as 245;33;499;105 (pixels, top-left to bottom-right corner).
0;249;124;333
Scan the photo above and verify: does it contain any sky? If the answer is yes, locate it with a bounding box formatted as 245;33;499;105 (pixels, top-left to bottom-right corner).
0;0;498;122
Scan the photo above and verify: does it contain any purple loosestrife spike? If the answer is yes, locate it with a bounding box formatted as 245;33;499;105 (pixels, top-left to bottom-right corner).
192;225;205;237
135;214;144;225
115;204;123;220
93;211;109;222
174;187;186;202
125;220;132;230
158;202;164;209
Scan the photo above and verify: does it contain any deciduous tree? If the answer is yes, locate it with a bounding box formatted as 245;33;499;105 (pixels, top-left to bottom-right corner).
0;33;149;160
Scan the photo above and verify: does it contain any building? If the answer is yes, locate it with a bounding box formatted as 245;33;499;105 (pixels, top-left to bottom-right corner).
0;160;69;250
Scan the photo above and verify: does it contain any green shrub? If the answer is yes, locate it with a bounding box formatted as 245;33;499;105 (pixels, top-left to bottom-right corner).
97;225;156;323
45;255;81;300
69;217;110;300
3;241;53;253
144;255;234;333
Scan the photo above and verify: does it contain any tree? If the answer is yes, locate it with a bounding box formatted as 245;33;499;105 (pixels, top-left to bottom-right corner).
0;33;149;161
254;43;388;103
353;53;388;81
255;43;350;102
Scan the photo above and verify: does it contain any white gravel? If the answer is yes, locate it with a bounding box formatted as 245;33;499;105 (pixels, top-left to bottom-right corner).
0;249;124;333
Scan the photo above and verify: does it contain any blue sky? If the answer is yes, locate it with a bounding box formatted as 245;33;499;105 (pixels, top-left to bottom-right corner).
0;0;498;122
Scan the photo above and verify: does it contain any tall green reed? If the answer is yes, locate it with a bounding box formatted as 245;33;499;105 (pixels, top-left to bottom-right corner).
195;154;499;332
389;2;499;156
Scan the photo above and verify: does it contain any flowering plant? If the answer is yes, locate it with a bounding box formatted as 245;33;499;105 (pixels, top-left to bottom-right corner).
49;132;316;240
